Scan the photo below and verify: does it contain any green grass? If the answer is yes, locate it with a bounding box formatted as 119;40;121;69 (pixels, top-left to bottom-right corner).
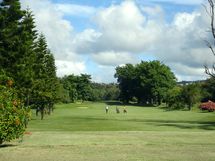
28;102;215;131
1;102;215;161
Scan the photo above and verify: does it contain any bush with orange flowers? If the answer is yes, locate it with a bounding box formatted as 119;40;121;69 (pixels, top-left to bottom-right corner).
0;77;30;144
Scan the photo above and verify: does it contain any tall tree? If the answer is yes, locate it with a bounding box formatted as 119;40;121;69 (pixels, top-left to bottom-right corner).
77;74;91;102
0;0;25;75
115;61;176;104
32;34;57;119
61;75;78;102
115;64;136;103
137;61;176;105
15;9;38;106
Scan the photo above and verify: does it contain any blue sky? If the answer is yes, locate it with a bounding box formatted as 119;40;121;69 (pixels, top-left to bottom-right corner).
20;0;212;83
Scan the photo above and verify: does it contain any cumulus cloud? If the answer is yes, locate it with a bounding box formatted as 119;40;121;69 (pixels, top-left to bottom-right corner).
92;51;138;66
55;4;96;17
93;1;161;53
55;60;86;77
90;65;117;83
20;0;213;82
90;1;211;81
21;0;87;77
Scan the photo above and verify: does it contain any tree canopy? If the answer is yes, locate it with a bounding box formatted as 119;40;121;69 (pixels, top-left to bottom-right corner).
115;61;176;104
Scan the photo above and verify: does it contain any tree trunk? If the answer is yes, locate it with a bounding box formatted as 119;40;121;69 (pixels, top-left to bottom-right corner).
188;103;192;111
41;108;44;120
0;139;3;145
36;107;39;116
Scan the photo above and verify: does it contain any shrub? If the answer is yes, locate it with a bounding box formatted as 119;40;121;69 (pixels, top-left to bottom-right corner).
0;79;30;144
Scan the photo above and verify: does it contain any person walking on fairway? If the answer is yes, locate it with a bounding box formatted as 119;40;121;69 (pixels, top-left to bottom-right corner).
105;106;109;114
123;106;127;113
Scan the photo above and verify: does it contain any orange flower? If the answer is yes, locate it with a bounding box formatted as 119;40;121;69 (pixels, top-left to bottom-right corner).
15;118;20;125
13;100;18;107
7;80;13;87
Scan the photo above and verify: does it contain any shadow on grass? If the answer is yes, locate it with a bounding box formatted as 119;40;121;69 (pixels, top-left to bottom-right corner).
0;144;17;148
159;106;190;112
105;101;156;107
63;115;215;131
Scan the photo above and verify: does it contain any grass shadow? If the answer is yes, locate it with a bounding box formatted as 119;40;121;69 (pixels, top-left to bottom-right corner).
105;101;157;107
0;144;17;148
159;106;190;112
63;115;215;131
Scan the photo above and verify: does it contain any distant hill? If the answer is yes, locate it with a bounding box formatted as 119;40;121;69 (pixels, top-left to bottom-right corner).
177;80;206;86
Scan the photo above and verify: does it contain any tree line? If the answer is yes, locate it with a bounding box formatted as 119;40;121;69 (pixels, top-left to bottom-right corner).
58;74;119;103
115;61;215;110
0;0;57;144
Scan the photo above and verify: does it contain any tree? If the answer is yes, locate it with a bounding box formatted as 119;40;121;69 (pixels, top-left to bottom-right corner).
135;61;176;105
0;0;25;76
60;74;92;102
181;84;201;110
201;78;215;102
0;3;38;109
55;79;71;103
89;83;119;101
115;61;176;104
60;75;78;102
0;0;35;128
32;34;57;119
15;9;38;107
115;64;136;103
204;0;215;78
76;74;92;102
165;86;183;109
0;0;57;122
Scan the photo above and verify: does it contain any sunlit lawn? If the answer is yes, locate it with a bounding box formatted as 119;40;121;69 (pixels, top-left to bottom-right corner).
1;102;215;161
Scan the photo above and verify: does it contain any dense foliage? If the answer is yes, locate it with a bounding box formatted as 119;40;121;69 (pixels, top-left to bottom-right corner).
0;75;30;144
115;61;176;104
89;83;119;101
0;0;57;143
59;75;119;103
165;81;214;110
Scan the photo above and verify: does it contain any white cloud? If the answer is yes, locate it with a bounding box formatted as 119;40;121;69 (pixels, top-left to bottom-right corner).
73;29;102;54
173;12;201;30
21;0;86;77
90;65;117;83
20;0;214;82
55;4;96;17
90;1;212;81
55;60;86;77
141;5;164;19
92;51;138;66
92;0;158;53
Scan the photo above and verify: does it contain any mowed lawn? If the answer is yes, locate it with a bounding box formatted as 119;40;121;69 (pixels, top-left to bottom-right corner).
1;102;215;161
